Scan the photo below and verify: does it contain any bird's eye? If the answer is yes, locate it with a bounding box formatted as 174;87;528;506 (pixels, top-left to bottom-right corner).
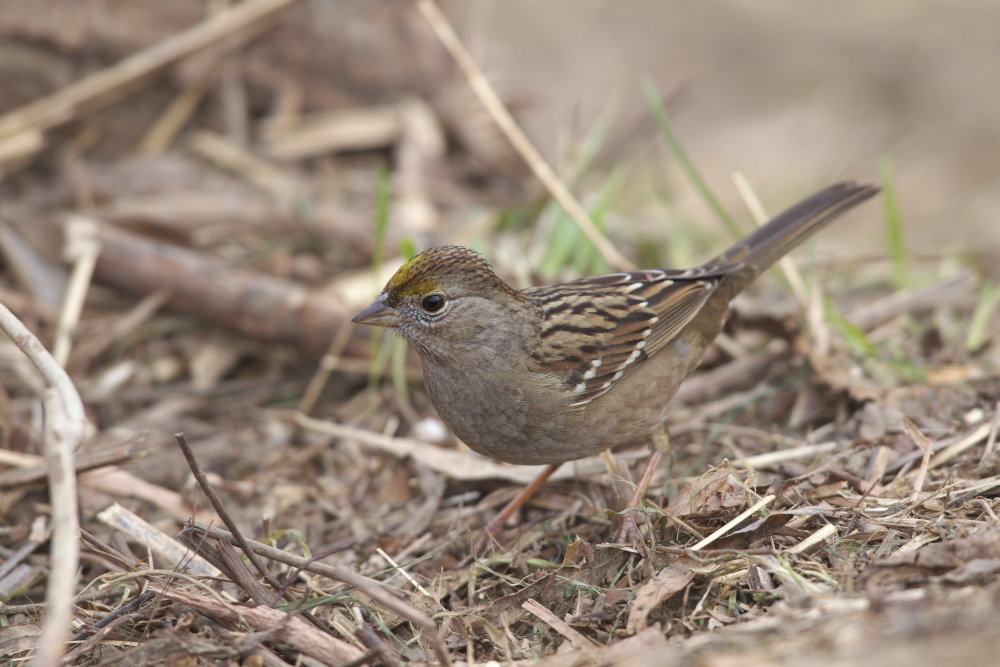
422;294;446;312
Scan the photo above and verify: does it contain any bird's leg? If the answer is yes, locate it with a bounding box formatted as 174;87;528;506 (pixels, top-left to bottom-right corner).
612;425;670;544
473;462;562;555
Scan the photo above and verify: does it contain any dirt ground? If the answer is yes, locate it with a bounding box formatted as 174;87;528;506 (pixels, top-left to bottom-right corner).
0;2;999;666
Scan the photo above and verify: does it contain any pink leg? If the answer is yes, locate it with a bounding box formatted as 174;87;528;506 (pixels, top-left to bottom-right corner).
474;463;561;555
612;426;670;543
610;449;663;543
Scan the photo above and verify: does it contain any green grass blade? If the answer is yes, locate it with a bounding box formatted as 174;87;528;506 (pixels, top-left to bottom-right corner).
825;298;877;357
879;158;910;289
398;236;418;262
538;165;627;279
372;164;392;277
967;281;1000;353
641;77;742;240
368;165;393;392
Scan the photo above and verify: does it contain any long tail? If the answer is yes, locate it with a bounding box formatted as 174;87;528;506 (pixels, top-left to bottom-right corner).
709;182;879;295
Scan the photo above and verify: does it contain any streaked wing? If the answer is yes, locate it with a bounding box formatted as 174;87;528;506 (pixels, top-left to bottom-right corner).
525;268;729;405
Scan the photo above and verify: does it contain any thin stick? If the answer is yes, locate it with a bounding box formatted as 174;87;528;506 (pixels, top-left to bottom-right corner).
0;0;301;142
985;400;1000;456
0;517;49;582
96;503;220;578
0;128;44;166
140;73;215;156
376;547;432;597
298;322;353;415
786;523;837;555
189;131;300;202
0;303;86;667
172;433;363;644
183;521;453;667
691;495;776;551
173;433;282;591
922;422;991;472
903;418;934;501
414;0;634;272
53;216;100;366
522;598;598;650
212;0;250;145
733;442;839;469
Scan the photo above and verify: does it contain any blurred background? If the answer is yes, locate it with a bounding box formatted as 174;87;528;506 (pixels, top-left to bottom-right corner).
3;0;998;265
2;3;999;663
460;0;1000;260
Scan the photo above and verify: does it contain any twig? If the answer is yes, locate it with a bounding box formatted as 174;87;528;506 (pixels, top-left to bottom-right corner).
903;418;934;500
212;0;250;145
844;476;884;535
0;436;146;488
733;442;839;469
0;0;302;143
173;434;283;591
985;400;1000;456
95;503;220;578
91;223;353;358
182;521;453;667
149;582;363;665
298;322;353;415
0;603;46;615
189;131;301;203
691;495;776;551
414;0;634;272
268;545;352;604
522;598;598;650
376;548;433;597
261;104;403;159
0;517;49;583
172;434;359;647
846;271;977;332
786;523;837;555
61;611;147;664
64;592;155;663
53;216;100;366
0;303;86;667
140;69;216;156
924;422;992;471
0;128;44;166
0;448;47;468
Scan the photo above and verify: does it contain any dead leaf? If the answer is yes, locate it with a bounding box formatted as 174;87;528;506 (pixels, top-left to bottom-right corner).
530;627;669;667
879;527;1000;570
626;555;698;634
713;509;802;550
668;463;744;518
0;623;42;659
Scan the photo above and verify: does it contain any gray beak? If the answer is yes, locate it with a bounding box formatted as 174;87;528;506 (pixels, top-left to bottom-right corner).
351;293;400;327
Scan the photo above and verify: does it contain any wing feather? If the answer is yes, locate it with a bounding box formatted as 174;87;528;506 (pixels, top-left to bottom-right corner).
524;269;725;405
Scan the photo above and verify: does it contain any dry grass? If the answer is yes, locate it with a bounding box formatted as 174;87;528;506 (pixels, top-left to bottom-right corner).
0;3;999;666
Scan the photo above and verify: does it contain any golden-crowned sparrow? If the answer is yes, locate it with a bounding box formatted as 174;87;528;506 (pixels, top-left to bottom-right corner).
354;182;877;541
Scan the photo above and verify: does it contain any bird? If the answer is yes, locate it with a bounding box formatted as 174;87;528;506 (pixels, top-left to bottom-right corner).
353;182;878;548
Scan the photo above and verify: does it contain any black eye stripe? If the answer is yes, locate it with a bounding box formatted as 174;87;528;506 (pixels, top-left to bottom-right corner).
422;294;446;312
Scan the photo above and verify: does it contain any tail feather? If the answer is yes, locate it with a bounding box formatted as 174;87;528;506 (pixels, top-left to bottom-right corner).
710;182;880;288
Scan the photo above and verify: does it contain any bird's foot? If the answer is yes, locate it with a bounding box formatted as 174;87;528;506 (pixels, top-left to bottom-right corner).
473;518;505;556
611;509;642;544
470;463;562;557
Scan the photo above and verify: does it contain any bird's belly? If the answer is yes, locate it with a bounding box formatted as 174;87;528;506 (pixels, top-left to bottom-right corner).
424;370;658;466
421;331;707;466
422;367;620;465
